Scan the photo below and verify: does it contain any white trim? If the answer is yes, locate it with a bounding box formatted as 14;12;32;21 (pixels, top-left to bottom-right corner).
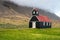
32;22;36;28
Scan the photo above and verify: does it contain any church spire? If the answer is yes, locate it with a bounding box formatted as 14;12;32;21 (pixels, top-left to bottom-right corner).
32;8;39;16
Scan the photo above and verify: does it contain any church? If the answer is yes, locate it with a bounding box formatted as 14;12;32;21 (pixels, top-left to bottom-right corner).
29;9;51;28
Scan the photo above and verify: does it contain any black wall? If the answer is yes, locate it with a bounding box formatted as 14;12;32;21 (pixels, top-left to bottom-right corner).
30;16;38;21
29;22;32;28
29;22;51;28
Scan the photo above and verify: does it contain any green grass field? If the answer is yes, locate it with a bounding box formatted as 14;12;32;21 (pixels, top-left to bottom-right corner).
0;28;60;40
0;20;60;40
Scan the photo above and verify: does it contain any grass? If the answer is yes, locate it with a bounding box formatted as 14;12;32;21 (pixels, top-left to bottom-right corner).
0;28;60;40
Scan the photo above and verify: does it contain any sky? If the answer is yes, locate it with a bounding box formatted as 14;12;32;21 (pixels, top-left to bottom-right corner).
10;0;60;17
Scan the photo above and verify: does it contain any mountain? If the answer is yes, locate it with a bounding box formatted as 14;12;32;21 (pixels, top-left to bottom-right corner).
0;1;60;28
1;1;60;20
4;1;60;20
0;1;29;19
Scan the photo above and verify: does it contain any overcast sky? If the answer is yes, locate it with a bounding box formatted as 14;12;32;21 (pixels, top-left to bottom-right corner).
10;0;60;17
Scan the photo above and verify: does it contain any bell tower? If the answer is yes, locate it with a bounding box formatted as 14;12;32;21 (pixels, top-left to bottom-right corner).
32;8;39;16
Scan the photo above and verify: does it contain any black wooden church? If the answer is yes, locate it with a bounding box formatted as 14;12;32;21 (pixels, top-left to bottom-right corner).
29;9;51;28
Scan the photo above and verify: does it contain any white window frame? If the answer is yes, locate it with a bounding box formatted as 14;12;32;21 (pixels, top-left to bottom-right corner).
36;11;38;14
33;11;35;14
43;22;45;26
47;22;48;26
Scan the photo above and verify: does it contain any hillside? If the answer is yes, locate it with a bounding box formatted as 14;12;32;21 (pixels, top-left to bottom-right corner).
12;5;60;20
0;1;60;20
0;1;60;28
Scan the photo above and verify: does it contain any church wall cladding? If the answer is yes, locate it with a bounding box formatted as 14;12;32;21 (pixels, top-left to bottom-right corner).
29;21;51;28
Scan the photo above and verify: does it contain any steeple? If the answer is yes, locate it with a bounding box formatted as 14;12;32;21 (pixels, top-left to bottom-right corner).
32;8;39;16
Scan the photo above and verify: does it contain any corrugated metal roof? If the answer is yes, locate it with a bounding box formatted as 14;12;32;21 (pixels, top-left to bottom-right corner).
36;15;51;22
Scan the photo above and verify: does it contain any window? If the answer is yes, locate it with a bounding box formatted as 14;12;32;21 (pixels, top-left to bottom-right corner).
47;22;48;26
49;23;51;26
33;11;35;14
43;22;45;26
36;11;38;14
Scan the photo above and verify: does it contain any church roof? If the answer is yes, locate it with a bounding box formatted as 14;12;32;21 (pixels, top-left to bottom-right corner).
36;15;51;22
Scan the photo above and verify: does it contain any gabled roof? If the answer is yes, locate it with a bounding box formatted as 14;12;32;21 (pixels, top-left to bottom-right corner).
36;15;51;22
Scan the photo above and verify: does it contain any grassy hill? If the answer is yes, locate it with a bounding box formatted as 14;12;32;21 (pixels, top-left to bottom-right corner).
0;28;60;40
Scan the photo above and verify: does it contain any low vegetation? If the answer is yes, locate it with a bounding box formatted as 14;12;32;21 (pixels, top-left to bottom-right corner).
0;23;28;29
52;20;60;28
0;18;29;29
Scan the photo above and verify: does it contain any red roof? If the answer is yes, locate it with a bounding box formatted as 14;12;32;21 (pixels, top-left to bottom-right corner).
36;15;51;22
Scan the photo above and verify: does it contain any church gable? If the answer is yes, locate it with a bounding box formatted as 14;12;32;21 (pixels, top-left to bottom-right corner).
30;16;38;21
